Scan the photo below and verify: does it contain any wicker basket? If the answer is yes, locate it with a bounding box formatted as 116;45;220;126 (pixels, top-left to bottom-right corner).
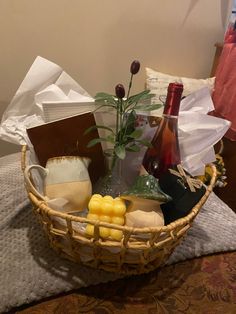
21;145;217;275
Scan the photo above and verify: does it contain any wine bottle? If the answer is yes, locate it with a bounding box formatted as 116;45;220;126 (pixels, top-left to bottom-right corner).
141;82;183;179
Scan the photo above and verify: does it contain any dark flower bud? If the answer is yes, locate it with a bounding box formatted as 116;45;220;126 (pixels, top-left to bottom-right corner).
130;60;140;75
115;84;125;99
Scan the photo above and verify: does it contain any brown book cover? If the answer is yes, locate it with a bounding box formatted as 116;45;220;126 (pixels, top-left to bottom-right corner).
26;112;105;183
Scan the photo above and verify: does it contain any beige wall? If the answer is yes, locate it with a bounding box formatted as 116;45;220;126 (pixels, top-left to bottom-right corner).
0;0;231;156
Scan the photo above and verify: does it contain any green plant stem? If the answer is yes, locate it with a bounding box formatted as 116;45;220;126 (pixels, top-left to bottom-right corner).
126;73;133;100
111;152;117;171
115;99;119;145
119;99;123;144
124;101;138;113
123;112;133;144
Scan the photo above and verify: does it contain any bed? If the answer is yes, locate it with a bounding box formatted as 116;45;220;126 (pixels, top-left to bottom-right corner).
16;252;236;313
1;44;236;314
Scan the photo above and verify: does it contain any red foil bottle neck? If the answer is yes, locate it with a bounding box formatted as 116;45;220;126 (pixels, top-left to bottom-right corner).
163;83;183;116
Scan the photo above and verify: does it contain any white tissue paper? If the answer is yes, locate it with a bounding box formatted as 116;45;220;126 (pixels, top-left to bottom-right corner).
178;89;230;175
0;56;231;179
0;56;94;146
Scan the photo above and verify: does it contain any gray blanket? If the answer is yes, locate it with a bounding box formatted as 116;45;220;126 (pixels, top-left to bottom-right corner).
1;153;236;313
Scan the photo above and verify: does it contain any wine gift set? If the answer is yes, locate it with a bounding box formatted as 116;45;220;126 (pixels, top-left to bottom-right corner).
22;76;217;275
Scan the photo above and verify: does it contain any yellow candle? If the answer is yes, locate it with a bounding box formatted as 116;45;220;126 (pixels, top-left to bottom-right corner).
86;194;126;241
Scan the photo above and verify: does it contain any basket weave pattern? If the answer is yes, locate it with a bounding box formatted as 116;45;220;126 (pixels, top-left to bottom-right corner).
21;146;217;275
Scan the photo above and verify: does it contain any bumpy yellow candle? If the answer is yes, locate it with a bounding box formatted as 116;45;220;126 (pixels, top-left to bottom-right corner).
85;194;126;241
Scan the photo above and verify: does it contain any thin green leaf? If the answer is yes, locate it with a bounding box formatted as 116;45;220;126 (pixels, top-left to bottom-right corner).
127;90;150;102
126;90;152;107
126;145;141;152
106;134;115;143
125;94;157;112
129;128;143;139
115;145;126;159
87;137;110;148
84;125;115;135
95;98;117;106
95;92;115;98
96;92;110;97
95;125;114;134
136;139;153;148
132;93;155;103
84;125;96;135
96;99;117;106
123;110;136;134
134;103;163;111
84;125;109;135
95;93;117;106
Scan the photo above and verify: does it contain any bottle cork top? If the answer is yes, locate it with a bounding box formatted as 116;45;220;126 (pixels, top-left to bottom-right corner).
164;82;184;116
167;83;184;93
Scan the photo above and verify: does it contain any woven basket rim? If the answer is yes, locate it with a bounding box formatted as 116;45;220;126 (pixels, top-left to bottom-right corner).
21;145;217;234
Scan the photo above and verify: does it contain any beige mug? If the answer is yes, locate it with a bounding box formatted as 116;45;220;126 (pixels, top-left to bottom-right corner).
24;156;92;213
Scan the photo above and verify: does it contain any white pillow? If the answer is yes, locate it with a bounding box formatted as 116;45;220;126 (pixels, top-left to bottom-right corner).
146;67;215;103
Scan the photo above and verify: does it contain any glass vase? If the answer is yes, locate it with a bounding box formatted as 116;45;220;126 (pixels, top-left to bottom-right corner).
93;149;128;197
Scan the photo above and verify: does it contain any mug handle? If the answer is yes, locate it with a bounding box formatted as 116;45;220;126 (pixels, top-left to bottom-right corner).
24;164;49;201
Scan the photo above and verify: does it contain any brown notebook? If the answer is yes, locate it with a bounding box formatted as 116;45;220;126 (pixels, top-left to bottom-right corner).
26;112;105;183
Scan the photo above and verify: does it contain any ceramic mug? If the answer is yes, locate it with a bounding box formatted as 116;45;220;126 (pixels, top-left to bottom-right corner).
24;156;92;213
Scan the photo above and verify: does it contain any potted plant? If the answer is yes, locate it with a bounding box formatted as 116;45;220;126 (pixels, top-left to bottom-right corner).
85;60;162;196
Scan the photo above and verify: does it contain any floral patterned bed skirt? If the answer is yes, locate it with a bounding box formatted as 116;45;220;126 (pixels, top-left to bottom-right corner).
16;251;236;314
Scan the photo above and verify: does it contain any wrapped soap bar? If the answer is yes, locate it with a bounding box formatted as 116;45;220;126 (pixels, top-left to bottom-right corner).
85;194;126;241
